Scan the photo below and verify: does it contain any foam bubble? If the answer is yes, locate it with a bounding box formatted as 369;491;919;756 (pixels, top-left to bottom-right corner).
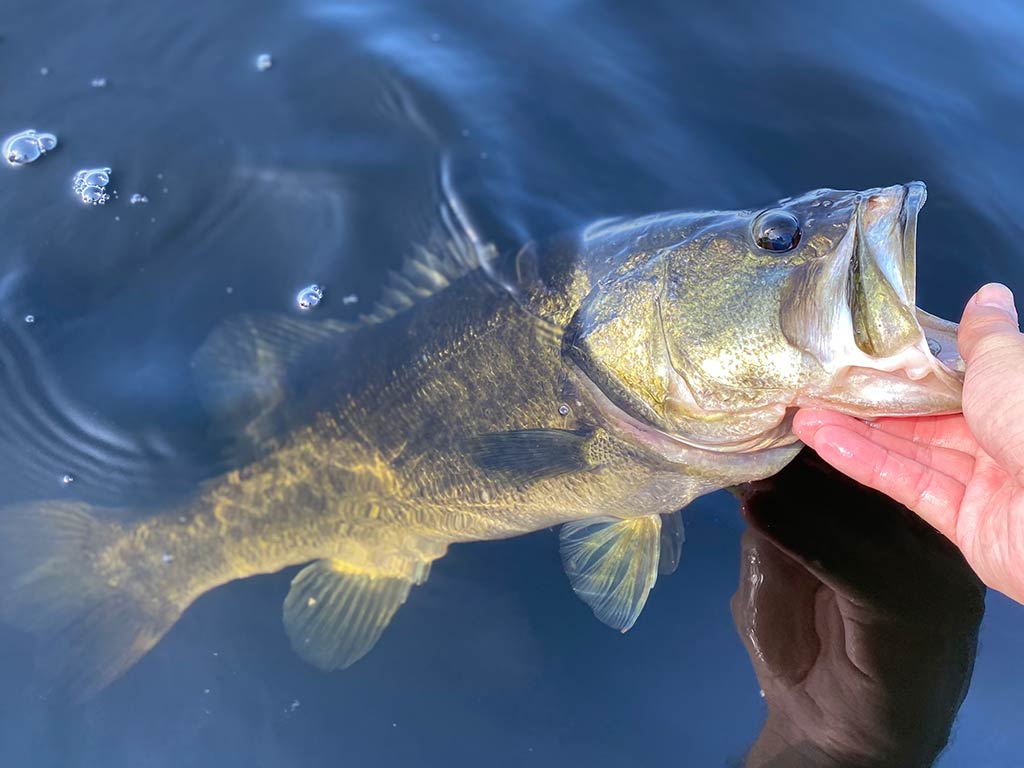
73;167;113;205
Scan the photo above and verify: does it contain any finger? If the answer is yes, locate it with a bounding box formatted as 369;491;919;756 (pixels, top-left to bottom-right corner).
799;421;966;541
863;414;977;454
795;409;977;455
957;284;1024;477
957;283;1020;363
730;529;818;684
794;411;975;484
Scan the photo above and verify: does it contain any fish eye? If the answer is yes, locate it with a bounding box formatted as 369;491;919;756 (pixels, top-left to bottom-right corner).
753;210;801;253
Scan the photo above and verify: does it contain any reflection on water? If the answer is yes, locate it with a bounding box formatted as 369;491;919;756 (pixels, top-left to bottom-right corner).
1;0;1023;765
737;450;984;767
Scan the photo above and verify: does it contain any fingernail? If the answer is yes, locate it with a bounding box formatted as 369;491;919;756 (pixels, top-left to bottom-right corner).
975;283;1018;320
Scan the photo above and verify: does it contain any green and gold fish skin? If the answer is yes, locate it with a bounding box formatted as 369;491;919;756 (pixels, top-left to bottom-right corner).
0;181;965;698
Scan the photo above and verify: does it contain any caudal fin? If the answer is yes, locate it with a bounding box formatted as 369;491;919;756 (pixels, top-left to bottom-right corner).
0;502;181;700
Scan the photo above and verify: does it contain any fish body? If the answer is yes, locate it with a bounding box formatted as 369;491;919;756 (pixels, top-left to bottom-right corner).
0;180;965;697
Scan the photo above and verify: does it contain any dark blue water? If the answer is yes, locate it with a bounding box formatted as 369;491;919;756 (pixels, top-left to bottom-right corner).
1;0;1022;765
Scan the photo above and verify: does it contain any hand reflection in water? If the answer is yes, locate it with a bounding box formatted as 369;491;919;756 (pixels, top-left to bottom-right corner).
734;450;986;768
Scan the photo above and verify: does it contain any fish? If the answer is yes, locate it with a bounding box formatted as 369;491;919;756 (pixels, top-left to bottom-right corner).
0;175;965;698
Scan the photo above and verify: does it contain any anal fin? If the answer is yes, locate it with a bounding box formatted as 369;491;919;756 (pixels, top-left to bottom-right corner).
559;515;663;632
283;559;418;670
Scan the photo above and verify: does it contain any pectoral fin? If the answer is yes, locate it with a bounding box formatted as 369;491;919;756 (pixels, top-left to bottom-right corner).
559;515;662;632
467;428;617;482
282;559;415;670
658;511;685;576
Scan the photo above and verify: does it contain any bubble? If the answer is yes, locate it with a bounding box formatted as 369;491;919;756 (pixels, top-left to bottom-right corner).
341;293;359;305
39;66;49;76
24;314;34;324
4;129;58;166
255;53;273;71
161;552;174;564
130;193;149;204
296;284;324;310
927;338;942;356
558;403;570;416
73;167;112;205
79;186;108;204
90;77;108;88
61;473;75;485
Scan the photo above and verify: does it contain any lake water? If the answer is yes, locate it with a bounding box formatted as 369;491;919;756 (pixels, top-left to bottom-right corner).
1;0;1022;765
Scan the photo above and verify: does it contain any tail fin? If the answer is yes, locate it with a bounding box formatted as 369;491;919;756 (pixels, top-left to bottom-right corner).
0;502;181;700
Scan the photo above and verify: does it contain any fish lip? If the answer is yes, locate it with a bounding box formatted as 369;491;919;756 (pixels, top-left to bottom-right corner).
900;181;926;305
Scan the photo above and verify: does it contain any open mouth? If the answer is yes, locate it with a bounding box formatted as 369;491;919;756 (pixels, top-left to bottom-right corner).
844;182;964;382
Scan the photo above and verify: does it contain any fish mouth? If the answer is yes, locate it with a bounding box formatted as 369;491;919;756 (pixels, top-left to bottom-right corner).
797;182;965;415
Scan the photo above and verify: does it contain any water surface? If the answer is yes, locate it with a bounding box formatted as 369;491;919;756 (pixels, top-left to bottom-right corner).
1;0;1022;765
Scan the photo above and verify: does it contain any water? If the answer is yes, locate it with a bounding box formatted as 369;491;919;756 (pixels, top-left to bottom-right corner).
1;0;1023;766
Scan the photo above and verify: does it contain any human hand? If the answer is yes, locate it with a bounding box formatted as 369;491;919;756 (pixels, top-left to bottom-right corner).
794;283;1024;605
735;451;984;768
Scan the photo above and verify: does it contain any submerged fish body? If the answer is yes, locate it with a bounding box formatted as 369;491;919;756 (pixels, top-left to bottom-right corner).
0;179;965;697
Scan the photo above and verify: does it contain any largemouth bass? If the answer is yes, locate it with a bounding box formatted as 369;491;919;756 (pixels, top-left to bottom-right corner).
0;178;965;698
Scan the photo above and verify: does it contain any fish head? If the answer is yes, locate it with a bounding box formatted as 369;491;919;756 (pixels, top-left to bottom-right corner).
566;182;964;450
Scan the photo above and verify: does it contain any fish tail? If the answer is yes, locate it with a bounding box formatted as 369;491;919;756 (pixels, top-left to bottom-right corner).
0;501;181;701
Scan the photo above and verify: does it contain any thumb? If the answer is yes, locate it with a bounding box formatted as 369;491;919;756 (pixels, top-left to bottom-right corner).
958;283;1024;470
958;283;1021;364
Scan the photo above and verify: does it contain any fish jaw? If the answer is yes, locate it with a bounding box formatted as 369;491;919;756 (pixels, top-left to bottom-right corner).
787;182;965;418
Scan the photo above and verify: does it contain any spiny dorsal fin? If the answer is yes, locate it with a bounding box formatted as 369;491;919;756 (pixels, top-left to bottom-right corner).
559;515;662;632
360;156;498;324
192;314;353;446
282;559;417;670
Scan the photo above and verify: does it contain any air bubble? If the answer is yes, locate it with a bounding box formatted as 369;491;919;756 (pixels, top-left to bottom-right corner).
90;77;108;88
341;293;359;305
130;193;149;205
39;66;49;76
4;129;58;166
24;314;34;324
61;473;75;485
927;338;941;356
161;552;174;564
255;53;273;71
296;284;324;310
558;403;570;416
73;167;112;205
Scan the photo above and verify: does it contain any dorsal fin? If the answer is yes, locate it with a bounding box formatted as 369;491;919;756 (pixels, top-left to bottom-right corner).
193;156;498;447
360;155;499;324
192;314;354;447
